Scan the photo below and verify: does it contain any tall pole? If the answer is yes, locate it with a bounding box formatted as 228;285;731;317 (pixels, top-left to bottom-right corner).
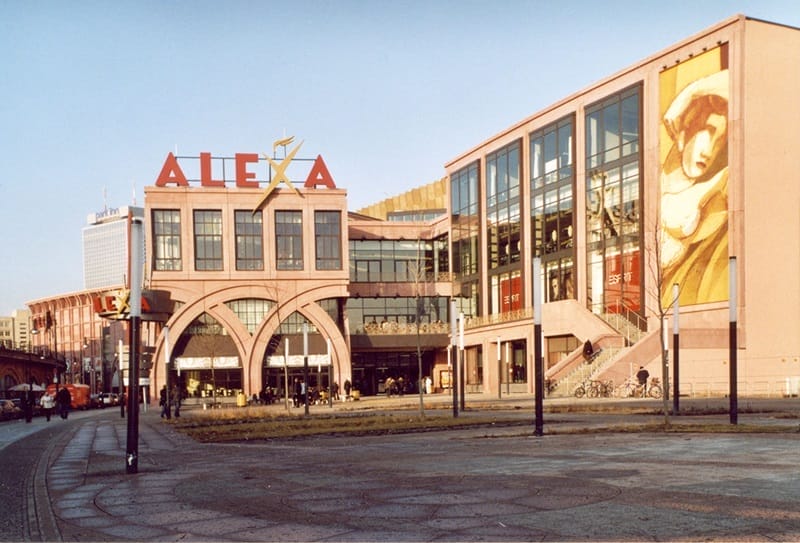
459;313;465;412
126;217;143;474
506;341;510;395
327;338;333;408
729;256;738;425
284;338;290;412
416;299;424;418
163;325;171;418
672;284;680;414
303;323;309;416
496;337;502;399
533;257;544;436
450;299;458;418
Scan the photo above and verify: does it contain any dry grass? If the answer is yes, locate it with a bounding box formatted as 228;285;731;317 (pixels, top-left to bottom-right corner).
170;409;525;442
167;403;800;442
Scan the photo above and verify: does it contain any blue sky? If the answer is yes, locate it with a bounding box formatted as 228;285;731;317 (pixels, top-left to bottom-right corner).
1;0;799;316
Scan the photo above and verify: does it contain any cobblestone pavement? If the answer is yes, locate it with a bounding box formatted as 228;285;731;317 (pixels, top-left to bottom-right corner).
10;395;800;541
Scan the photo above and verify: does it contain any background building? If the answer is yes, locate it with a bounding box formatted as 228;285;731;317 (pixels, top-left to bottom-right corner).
11;14;800;404
83;206;144;290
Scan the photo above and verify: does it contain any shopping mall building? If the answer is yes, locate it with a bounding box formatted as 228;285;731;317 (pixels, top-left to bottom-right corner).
22;14;800;402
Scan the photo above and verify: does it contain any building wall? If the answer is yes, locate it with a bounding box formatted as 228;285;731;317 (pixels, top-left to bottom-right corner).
739;19;800;388
443;15;800;396
145;185;351;397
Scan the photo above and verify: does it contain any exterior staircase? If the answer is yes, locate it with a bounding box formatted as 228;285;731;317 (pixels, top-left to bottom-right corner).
547;303;653;398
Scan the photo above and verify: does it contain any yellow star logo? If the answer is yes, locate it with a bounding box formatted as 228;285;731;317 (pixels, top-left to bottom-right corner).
113;289;131;317
253;137;303;212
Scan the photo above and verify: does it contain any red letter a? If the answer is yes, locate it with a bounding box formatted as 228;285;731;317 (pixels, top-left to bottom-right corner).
155;153;189;187
304;155;337;188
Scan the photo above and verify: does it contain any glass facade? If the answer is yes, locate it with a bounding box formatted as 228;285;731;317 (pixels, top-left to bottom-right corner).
486;141;522;315
275;211;303;270
234;210;264;271
346;296;449;334
450;162;479;317
153;209;182;271
530;116;575;302
585;85;642;314
349;239;446;283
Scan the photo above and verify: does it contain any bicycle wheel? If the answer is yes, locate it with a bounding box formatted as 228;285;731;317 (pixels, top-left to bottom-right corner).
587;382;600;398
574;385;586;398
649;384;663;399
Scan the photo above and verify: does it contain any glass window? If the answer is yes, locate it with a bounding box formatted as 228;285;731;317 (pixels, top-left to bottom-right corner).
226;299;274;334
315;211;342;270
486;141;522;270
193;210;223;271
153;210;182;271
530;116;576;301
584;85;642;314
275;211;303;270
235;210;263;271
450;162;480;278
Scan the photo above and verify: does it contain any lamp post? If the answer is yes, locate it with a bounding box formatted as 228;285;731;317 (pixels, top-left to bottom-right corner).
84;337;97;395
729;256;738;425
496;337;502;400
533;257;544;437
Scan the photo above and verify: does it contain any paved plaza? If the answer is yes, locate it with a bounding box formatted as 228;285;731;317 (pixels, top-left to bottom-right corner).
4;395;800;541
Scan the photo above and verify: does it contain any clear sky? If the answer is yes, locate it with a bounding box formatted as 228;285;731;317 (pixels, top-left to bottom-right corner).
1;0;799;316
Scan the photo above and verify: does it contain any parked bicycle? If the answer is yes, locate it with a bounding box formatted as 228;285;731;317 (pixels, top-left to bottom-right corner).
616;376;662;399
573;379;614;398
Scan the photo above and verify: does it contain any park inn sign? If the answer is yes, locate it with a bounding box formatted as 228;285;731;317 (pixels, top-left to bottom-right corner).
154;136;337;212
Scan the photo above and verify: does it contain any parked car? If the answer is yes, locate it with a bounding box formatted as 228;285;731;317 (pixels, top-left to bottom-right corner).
99;393;119;406
1;399;22;420
89;394;104;409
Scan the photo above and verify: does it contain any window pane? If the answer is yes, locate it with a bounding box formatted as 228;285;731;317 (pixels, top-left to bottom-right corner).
153;210;182;271
315;211;341;270
275;211;303;270
235;210;263;271
194;210;222;271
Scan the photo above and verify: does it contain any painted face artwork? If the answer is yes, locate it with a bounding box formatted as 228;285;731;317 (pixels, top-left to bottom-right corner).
680;112;728;180
659;59;730;307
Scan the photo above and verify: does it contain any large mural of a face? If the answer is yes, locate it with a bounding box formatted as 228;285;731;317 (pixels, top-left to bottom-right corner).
659;45;729;307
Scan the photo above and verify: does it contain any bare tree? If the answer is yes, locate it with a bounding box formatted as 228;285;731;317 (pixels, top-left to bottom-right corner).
645;206;677;423
407;239;429;419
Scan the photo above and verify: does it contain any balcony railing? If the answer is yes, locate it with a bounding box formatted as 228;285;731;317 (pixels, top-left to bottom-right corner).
354;320;450;335
463;308;533;330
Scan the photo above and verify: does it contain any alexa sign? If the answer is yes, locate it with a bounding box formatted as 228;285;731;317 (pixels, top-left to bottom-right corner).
154;137;337;209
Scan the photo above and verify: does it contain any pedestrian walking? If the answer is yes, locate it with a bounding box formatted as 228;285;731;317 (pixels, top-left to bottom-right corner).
40;392;55;422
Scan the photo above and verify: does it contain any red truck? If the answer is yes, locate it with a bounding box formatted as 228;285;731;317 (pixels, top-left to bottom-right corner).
45;383;91;410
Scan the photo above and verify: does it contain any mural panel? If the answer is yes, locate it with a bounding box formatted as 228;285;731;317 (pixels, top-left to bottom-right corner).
659;45;729;307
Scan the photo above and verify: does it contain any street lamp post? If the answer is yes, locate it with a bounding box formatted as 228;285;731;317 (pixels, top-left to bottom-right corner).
84;337;97;395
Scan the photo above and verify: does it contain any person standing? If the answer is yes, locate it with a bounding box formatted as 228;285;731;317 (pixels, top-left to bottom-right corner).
172;385;181;418
293;378;301;408
57;386;71;419
636;366;650;397
40;392;55;422
23;389;34;423
344;379;352;401
159;385;170;419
